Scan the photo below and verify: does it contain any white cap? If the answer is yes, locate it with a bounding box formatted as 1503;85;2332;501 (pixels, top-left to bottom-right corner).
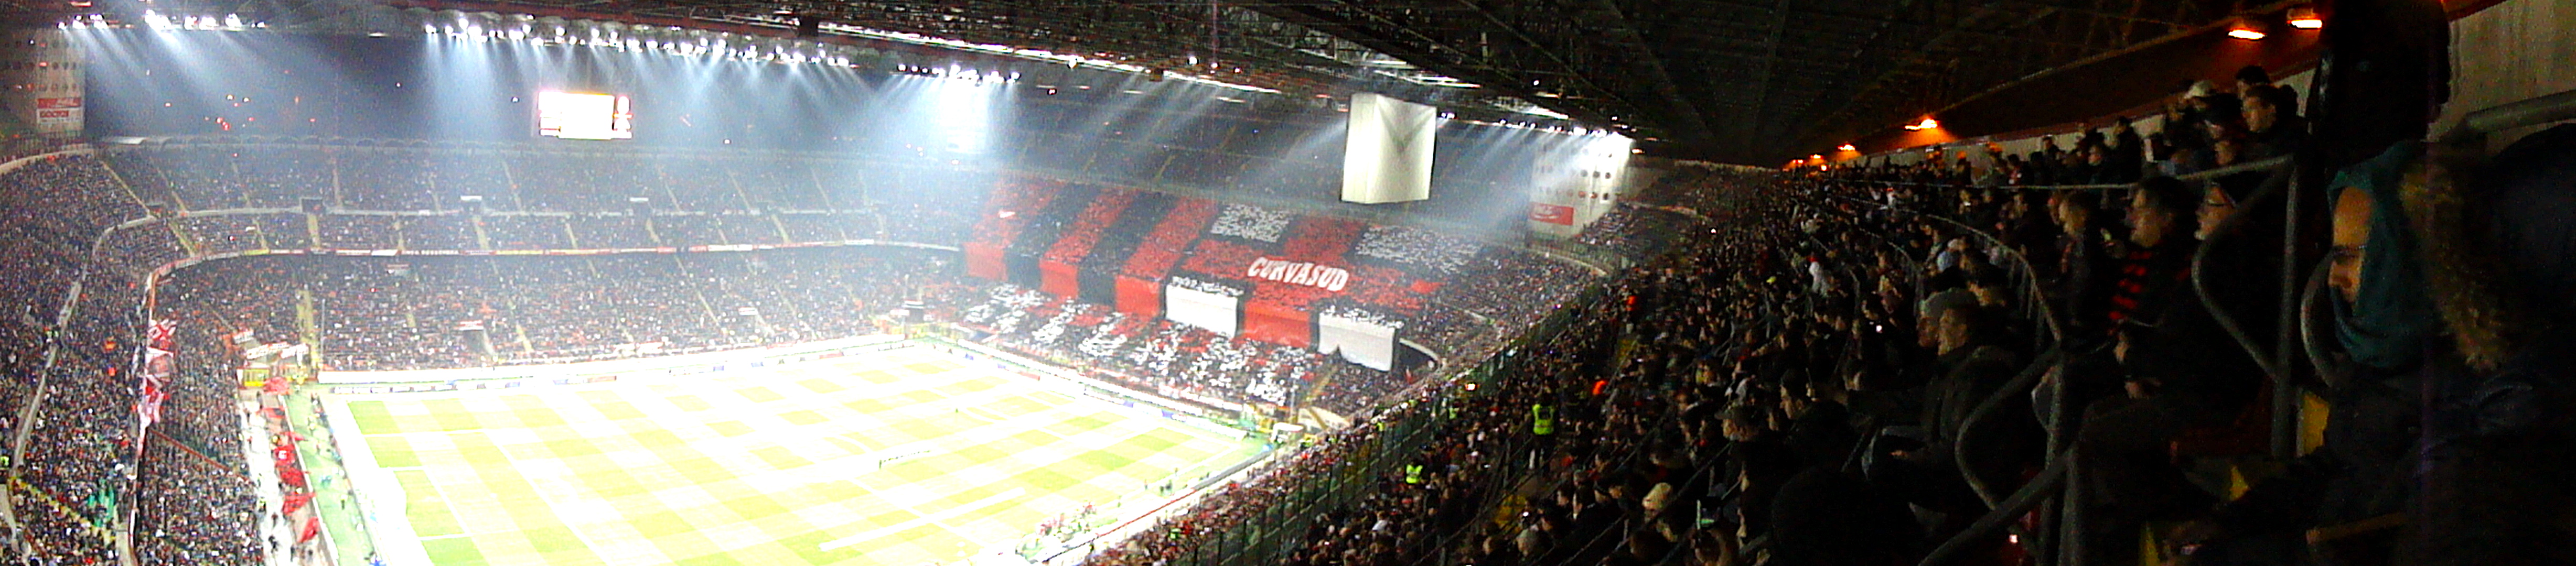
2186;80;2218;99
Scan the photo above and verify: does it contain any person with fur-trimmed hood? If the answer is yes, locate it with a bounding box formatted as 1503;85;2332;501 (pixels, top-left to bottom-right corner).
2397;127;2576;566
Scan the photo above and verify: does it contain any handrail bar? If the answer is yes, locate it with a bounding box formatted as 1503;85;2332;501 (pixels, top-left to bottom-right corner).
1919;451;2072;566
2188;154;2298;382
2456;87;2576;139
1953;348;2065;509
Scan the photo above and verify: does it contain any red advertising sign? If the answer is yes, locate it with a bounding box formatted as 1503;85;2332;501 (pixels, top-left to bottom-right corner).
1530;203;1576;225
35;97;80;109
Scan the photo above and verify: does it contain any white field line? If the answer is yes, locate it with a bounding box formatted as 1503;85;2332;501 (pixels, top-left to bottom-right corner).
818;488;1028;551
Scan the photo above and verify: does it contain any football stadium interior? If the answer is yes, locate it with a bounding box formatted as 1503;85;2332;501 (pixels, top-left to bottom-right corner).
1;1;2573;566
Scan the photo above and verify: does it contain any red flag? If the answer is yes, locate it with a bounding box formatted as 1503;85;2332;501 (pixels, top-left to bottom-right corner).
298;514;321;542
1529;203;1576;225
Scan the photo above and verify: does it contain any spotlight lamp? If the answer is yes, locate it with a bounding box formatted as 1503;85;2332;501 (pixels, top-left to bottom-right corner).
2287;6;2323;29
1902;117;1939;131
2227;19;2268;40
1837;143;1858;151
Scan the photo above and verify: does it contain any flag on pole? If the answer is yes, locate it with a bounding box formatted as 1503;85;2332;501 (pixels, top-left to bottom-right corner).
136;320;176;431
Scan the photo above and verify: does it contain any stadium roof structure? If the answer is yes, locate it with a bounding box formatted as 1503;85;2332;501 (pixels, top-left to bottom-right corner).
33;0;2287;164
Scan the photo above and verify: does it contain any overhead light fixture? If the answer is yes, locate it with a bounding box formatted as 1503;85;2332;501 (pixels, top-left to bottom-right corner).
2287;6;2322;29
1903;117;1939;130
1837;143;1858;151
2227;20;2268;40
1809;154;1824;160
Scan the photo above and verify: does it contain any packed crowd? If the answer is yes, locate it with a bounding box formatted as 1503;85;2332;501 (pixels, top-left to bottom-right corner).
1440;249;1597;332
1839;66;2308;189
105;146;990;251
147;246;970;372
0;154;166;566
961;286;1334;411
1081;70;2576;566
1571;204;1694;259
128;437;262;566
160;209;891;256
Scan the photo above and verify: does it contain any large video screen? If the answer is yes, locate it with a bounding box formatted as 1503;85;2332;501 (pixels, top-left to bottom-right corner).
536;91;633;140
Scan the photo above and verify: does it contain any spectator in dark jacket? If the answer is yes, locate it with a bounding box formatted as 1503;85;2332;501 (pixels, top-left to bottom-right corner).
2100;117;2148;184
2049;190;2116;337
2242;86;2306;162
2072;176;2225;564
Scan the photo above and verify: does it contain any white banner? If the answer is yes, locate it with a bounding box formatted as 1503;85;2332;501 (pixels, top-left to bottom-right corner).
1315;307;1400;371
1164;281;1243;337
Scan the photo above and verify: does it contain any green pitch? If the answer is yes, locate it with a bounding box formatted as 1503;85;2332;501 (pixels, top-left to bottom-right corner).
327;345;1264;566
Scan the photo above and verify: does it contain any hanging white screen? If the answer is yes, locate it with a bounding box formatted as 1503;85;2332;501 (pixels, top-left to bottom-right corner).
1341;92;1436;204
536;91;634;140
1315;310;1400;371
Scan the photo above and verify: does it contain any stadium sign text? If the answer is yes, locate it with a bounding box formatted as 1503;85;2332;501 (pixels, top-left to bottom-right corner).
1247;257;1349;291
